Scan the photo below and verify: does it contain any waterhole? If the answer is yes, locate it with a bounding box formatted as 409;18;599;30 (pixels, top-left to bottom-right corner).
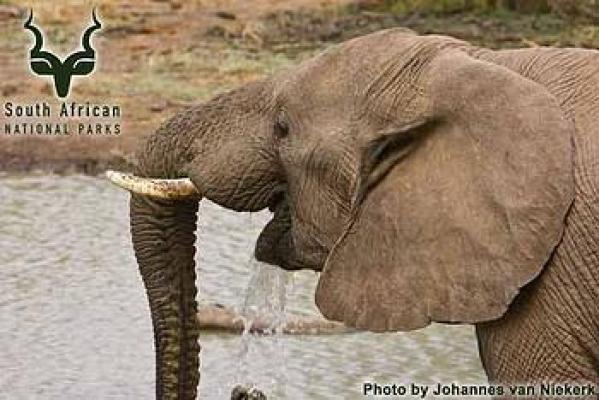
0;174;486;399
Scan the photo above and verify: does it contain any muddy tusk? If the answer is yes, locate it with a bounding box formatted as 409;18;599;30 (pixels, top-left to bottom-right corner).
105;170;200;199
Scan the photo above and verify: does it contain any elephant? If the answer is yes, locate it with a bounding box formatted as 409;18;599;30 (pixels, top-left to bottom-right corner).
107;28;599;399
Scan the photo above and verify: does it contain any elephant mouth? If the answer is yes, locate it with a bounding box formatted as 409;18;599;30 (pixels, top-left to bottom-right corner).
255;191;291;264
255;191;326;271
267;188;285;212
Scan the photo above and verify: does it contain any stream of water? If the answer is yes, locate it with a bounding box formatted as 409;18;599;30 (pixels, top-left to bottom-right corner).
0;174;486;399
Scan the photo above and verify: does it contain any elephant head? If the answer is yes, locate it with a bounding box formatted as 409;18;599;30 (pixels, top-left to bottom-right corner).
107;29;574;399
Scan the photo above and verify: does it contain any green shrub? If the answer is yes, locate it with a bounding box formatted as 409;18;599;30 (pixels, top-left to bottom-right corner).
365;0;551;15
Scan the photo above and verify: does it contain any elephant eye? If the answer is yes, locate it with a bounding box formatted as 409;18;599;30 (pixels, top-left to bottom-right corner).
274;112;289;139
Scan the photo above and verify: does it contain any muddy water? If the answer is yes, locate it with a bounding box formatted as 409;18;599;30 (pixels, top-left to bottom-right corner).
0;174;486;399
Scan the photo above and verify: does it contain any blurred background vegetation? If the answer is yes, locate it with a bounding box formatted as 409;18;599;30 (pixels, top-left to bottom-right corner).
361;0;599;21
342;0;599;50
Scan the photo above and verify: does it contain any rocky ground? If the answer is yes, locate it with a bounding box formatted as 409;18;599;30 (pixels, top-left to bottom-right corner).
0;0;597;174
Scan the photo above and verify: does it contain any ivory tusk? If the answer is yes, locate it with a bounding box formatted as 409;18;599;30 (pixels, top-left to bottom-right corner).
105;170;200;199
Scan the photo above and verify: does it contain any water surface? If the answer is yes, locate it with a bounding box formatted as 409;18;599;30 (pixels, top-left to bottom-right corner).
0;174;485;399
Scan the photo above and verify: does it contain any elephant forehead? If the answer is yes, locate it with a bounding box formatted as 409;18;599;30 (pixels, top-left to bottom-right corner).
274;30;465;112
272;79;351;129
274;34;387;98
277;60;349;104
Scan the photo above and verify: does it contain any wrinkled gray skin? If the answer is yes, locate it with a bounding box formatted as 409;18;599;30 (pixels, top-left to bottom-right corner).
130;29;599;399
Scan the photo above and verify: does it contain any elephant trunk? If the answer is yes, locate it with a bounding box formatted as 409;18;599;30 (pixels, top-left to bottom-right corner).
130;194;200;400
111;84;278;398
125;126;203;400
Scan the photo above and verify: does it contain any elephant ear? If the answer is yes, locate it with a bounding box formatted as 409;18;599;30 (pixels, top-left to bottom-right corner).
315;49;574;332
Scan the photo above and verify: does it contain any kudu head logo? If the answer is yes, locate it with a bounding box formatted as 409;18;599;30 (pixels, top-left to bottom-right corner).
24;9;102;98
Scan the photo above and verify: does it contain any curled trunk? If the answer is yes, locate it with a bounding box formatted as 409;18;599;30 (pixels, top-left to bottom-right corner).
124;84;277;399
130;194;200;399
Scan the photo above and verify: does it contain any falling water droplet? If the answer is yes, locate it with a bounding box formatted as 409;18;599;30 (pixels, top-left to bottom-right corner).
235;257;290;397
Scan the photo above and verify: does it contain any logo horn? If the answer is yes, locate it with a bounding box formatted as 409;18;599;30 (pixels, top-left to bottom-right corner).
80;9;101;56
24;10;44;55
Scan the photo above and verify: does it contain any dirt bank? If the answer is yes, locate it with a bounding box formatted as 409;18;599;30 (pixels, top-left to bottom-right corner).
0;0;597;174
